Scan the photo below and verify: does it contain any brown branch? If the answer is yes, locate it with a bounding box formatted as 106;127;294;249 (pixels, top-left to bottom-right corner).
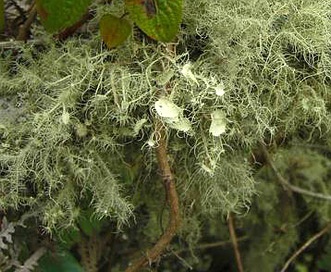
196;237;248;250
16;1;36;41
228;213;244;272
260;142;331;201
173;236;248;256
125;43;180;272
280;222;331;272
125;120;181;272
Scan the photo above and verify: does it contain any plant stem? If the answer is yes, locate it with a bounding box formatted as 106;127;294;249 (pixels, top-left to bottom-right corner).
125;44;181;272
125;120;181;272
260;142;331;201
280;222;331;272
228;213;244;272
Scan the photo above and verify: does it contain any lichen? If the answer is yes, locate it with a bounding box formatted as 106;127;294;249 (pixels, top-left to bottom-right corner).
0;1;330;257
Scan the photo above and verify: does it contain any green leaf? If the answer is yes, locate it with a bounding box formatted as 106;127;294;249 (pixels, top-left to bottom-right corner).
0;0;4;34
99;14;132;49
125;0;183;42
36;0;92;33
39;250;84;272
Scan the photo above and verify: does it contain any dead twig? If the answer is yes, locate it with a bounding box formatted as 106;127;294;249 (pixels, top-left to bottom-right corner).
280;222;331;272
228;213;244;272
260;143;331;201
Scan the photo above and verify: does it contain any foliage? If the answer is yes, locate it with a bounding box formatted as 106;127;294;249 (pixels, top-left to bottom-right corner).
99;14;131;48
36;0;183;44
125;0;183;42
36;0;93;33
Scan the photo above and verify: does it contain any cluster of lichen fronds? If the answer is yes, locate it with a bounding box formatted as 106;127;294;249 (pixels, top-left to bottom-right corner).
0;2;331;267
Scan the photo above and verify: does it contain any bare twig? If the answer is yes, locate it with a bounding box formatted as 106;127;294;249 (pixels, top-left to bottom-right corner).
280;222;331;272
125;44;180;272
290;143;331;153
260;143;331;201
197;237;248;250
228;213;244;272
286;184;331;201
170;249;193;270
125;120;181;272
16;1;36;41
173;236;248;256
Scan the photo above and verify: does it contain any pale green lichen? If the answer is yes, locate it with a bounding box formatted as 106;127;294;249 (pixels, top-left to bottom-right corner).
0;0;331;235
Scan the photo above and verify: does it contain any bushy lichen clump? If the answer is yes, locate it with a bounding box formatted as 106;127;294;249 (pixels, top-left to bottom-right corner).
184;0;331;138
1;0;331;237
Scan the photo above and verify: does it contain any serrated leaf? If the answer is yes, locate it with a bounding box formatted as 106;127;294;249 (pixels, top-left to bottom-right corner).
100;14;131;49
125;0;182;42
36;0;92;33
